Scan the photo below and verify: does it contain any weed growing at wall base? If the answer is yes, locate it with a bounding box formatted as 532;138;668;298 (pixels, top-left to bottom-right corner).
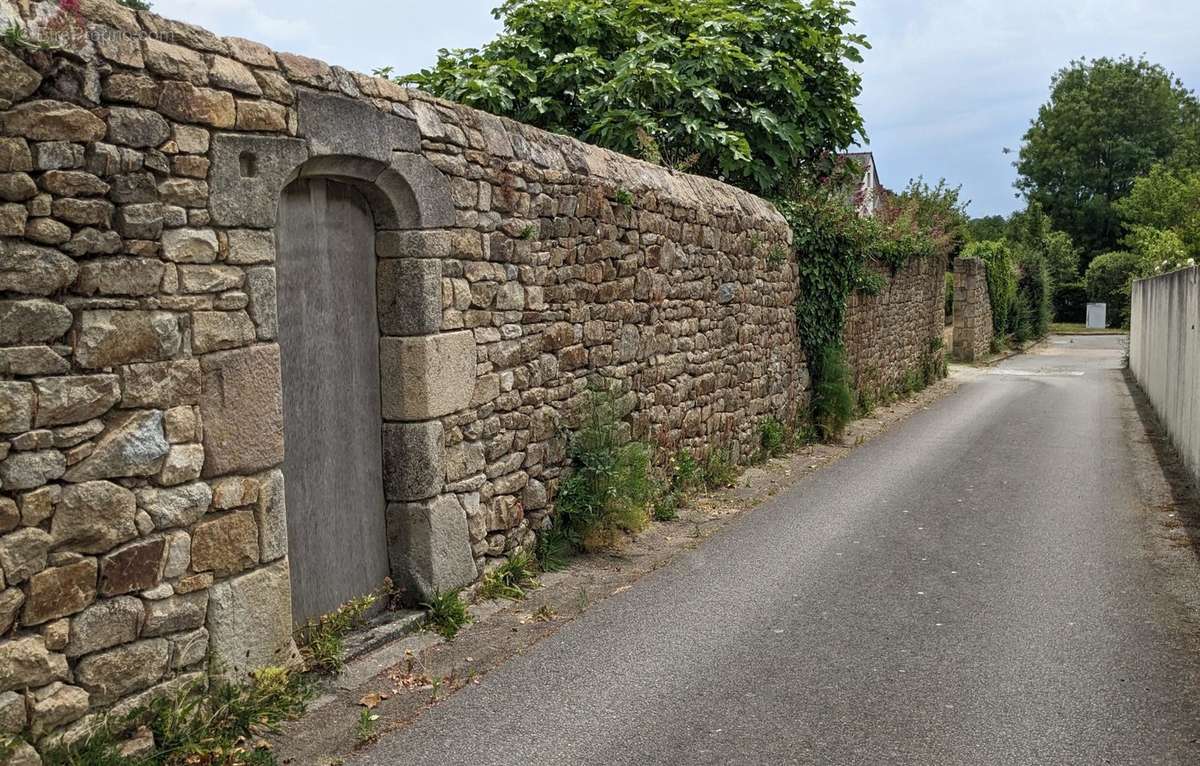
295;589;381;674
423;590;472;639
553;388;655;551
43;667;311;766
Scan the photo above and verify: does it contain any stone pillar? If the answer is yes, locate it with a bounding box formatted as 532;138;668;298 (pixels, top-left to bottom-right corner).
952;257;993;362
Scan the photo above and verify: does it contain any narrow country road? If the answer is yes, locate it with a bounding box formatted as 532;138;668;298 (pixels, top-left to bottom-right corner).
353;336;1200;765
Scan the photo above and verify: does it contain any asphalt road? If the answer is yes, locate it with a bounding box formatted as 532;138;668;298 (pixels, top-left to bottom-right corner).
354;336;1200;765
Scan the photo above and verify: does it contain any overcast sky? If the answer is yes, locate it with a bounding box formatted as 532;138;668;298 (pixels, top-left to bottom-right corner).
154;0;1200;218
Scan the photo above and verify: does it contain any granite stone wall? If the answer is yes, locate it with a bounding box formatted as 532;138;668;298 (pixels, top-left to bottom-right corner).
843;255;946;398
0;0;804;751
952;257;992;362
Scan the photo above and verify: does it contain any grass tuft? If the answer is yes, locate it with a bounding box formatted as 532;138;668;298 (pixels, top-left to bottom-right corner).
478;552;538;601
423;590;471;640
295;591;379;674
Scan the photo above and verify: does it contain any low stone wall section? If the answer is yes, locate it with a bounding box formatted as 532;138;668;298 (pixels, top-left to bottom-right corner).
951;257;992;362
843;254;946;396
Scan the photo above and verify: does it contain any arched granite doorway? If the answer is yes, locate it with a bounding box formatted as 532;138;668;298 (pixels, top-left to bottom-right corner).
277;176;387;621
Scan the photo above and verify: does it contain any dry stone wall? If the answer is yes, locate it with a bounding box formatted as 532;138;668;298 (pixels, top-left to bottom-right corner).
951;257;992;362
0;0;803;750
843;255;946;397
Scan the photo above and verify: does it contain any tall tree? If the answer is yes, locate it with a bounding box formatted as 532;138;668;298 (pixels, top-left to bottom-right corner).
398;0;866;196
1015;56;1200;261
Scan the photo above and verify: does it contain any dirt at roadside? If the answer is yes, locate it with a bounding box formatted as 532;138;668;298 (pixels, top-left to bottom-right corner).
271;371;969;765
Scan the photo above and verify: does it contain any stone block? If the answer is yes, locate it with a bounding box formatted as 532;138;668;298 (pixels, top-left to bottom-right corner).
377;258;441;336
382;421;444;502
254;469;287;562
66;596;144;657
143;592;208;637
74;638;169;705
386;494;477;604
160;443;204;486
168;627;208;670
23;558;98;625
190;511;258;577
162;228;218;264
136;481;212;530
245;266;277;340
119;360;202;409
383;153;455;229
0;346;68;377
0;299;72;345
33;374;120;428
158;82;235;128
75;310;183;369
207;559;300;680
0;381;32;434
0;48;39;103
0;449;65;491
51;480;137;555
192;310;256;353
75;257;165;297
380;331;477;421
208;134;308;227
0;239;79;296
0;636;69;693
376;230;453;259
199;344;284;477
0;689;25;734
28;681;89;736
225;229;275;265
99;536;167;596
296;89;419;162
0;100;106;142
0;528;50;585
62;410;168;483
0;589;22;634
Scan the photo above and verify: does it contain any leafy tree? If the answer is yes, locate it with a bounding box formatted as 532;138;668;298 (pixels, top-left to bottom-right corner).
1114;164;1200;258
1015;56;1200;259
1084;251;1141;327
400;0;867;195
966;215;1007;243
1041;231;1081;289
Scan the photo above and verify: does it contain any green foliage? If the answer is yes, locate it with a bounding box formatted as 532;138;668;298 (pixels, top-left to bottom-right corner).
1014;246;1052;340
777;184;871;360
811;345;854;441
669;448;703;493
1053;281;1088;323
356;708;379;744
757;416;786;461
479;552;538;601
614;187;634;206
964;240;1017;337
1084;250;1141;327
295;591;378;674
534;523;573;572
45;668;311;766
555;388;654;551
966;215;1007;243
423;590;472;639
875;177;970;265
1042;230;1082;288
700;448;737;489
401;0;867;195
1115;163;1200;256
1015;56;1200;258
1124;225;1192;277
116;0;152;10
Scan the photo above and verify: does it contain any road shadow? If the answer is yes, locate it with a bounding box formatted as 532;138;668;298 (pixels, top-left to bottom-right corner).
1122;366;1200;556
